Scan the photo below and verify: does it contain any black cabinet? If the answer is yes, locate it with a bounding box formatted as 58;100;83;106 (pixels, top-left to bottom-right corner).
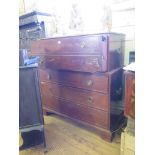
19;11;52;53
19;66;45;150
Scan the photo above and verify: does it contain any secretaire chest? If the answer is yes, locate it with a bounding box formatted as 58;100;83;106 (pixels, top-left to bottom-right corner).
31;33;125;142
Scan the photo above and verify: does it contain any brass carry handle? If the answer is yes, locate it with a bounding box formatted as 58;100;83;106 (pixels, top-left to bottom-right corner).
87;96;93;104
47;74;51;80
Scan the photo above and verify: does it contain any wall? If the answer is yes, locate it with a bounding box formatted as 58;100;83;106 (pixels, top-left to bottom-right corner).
111;0;135;65
19;0;25;15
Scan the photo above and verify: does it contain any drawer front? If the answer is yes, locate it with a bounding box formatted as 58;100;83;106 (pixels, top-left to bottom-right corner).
31;34;108;73
31;34;107;55
39;55;106;73
40;82;109;111
41;91;109;129
39;69;109;93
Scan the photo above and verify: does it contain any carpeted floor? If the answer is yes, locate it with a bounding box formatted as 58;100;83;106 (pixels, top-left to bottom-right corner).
20;114;121;155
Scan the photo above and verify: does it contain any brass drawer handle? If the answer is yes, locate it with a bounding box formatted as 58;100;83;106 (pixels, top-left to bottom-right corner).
47;74;51;80
80;42;86;48
87;96;93;104
86;80;93;86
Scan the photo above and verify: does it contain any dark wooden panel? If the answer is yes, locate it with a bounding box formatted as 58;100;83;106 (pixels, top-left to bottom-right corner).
109;68;123;101
39;69;109;93
108;51;122;71
41;94;109;129
124;71;135;119
40;82;53;109
19;67;43;128
40;82;109;111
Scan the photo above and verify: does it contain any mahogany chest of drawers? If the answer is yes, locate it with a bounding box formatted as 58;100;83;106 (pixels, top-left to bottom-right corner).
31;33;125;142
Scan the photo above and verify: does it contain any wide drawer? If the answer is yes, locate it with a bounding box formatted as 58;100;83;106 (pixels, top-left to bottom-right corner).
31;34;107;54
39;69;109;93
40;82;109;111
41;92;109;129
39;55;106;73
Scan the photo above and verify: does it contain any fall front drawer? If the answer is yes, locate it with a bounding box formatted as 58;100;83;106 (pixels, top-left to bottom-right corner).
31;33;125;72
31;34;106;54
124;71;135;119
40;82;109;111
39;69;109;93
42;95;109;129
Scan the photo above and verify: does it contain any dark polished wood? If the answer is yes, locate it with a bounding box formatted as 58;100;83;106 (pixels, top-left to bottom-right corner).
38;69;109;93
40;81;109;111
44;55;106;73
31;33;125;72
31;33;125;142
19;66;45;149
39;68;123;142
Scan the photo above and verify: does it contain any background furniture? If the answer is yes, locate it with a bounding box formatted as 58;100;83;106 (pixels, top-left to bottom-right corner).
19;66;45;150
31;33;125;142
124;71;135;119
19;11;52;53
124;68;135;134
